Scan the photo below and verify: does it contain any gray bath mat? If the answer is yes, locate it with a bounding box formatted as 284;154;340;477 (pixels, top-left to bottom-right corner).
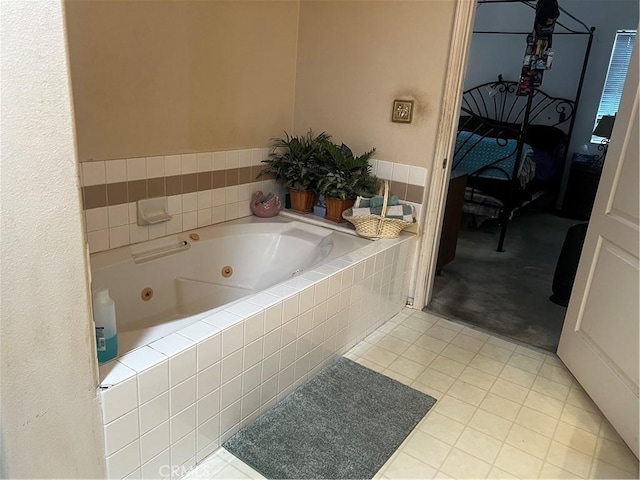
223;357;436;479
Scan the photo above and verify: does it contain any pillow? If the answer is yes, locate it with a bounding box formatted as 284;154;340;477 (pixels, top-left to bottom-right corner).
525;125;567;157
531;147;558;180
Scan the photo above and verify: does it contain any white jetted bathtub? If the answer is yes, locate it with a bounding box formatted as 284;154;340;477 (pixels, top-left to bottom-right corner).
95;213;415;479
91;215;370;355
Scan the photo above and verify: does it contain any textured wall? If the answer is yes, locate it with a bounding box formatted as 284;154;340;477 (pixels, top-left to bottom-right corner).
293;1;456;167
65;0;300;162
0;1;105;477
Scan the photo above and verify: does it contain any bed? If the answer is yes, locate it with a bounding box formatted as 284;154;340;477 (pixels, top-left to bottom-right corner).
451;78;574;250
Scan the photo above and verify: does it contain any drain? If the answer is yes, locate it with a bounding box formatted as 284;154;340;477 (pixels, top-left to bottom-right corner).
189;233;200;241
141;287;153;301
221;266;233;278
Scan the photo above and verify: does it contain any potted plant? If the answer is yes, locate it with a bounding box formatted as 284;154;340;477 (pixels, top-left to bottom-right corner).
317;141;378;222
260;130;329;213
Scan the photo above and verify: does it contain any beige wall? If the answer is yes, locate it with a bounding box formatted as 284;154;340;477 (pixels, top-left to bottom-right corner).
67;0;455;169
0;1;105;478
65;0;300;162
293;1;456;167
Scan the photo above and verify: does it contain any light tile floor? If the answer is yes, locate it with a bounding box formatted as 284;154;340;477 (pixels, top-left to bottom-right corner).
188;309;639;479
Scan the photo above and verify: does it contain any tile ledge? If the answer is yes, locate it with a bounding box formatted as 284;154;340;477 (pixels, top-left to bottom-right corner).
279;209;416;241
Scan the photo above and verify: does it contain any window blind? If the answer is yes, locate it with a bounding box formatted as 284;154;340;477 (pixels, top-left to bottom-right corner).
592;30;636;143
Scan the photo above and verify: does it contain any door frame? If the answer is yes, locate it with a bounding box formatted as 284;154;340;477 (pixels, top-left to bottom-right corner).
413;0;477;310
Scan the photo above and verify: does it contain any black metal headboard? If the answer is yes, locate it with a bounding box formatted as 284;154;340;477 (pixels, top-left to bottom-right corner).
461;79;575;131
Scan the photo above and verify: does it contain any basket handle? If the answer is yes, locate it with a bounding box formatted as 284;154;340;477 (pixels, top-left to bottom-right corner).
380;180;390;219
376;180;390;236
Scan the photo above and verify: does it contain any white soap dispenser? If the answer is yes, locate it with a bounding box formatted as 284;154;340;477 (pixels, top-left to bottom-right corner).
93;288;118;363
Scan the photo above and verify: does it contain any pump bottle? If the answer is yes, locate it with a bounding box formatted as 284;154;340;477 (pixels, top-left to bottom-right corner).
93;288;118;363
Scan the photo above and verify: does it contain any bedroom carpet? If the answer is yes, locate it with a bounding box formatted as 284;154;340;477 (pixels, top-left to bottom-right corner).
428;209;579;351
223;357;436;479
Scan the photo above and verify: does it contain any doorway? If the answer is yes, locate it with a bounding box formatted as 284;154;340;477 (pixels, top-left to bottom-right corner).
421;1;638;352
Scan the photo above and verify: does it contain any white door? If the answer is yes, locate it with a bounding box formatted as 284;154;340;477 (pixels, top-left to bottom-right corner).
558;37;639;456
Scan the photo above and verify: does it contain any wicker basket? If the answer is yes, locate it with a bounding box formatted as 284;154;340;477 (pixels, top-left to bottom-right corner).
342;180;414;239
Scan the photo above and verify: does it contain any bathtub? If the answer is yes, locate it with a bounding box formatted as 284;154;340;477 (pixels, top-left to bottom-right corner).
91;215;370;356
95;214;415;480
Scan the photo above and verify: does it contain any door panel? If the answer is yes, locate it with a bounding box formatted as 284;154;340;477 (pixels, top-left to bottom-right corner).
558;36;639;456
578;240;639;386
611;119;639;222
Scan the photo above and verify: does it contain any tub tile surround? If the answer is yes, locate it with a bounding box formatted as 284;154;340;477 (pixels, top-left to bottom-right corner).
81;151;427;254
98;234;415;479
83;148;277;254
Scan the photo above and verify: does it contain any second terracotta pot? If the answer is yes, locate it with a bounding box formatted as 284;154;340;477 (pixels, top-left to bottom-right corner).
325;197;356;222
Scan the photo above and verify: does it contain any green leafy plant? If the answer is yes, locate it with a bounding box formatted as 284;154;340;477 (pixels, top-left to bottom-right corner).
353;171;380;197
316;171;357;200
316;141;378;200
259;130;330;191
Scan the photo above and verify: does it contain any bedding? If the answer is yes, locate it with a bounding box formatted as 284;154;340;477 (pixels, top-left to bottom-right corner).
463;189;503;223
524;124;567;181
530;147;557;180
453;131;536;187
463;187;544;227
456;117;567;183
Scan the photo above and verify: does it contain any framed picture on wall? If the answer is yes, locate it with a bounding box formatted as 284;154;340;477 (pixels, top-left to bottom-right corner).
392;100;414;123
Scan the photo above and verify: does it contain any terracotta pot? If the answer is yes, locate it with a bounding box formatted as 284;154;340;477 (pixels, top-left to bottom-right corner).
288;188;316;213
325;197;356;222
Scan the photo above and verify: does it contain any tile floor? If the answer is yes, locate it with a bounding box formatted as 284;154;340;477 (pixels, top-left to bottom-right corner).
186;309;639;479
